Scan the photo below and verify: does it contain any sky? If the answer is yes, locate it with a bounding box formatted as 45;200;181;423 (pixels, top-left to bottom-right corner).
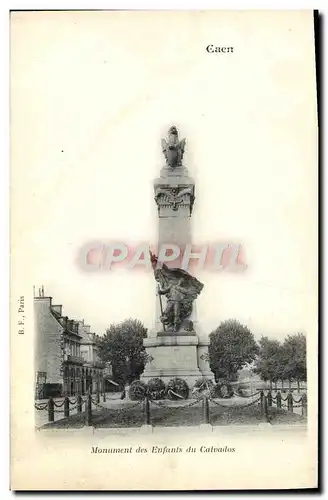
11;10;318;340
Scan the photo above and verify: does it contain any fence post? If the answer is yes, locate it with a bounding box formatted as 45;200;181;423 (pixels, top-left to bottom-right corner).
301;393;307;418
85;388;92;426
202;395;210;424
264;393;270;422
276;391;282;409
144;397;150;425
287;392;293;412
77;394;82;414
48;397;54;423
64;396;70;418
267;390;272;407
260;390;264;416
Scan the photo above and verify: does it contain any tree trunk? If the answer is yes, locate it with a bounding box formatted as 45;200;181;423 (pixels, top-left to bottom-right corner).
289;379;291;391
125;383;130;401
269;380;273;391
281;379;284;389
127;358;132;385
274;381;277;391
297;379;300;393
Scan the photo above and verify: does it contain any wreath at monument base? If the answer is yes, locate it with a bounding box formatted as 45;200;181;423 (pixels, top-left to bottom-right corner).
128;380;147;401
192;377;214;396
147;378;166;400
235;382;251;397
210;380;234;399
167;378;189;400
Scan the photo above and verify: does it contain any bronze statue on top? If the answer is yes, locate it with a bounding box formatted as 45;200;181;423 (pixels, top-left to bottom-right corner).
161;126;186;168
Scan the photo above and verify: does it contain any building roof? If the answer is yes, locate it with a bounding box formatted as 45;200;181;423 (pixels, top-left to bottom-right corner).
34;288;98;341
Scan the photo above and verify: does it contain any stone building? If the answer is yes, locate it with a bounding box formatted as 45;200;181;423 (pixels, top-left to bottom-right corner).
78;321;106;395
34;288;107;398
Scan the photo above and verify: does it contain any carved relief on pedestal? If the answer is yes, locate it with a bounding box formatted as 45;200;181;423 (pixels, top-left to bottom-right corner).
154;186;195;214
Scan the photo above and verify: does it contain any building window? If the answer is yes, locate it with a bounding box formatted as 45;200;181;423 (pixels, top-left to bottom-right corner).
36;372;47;385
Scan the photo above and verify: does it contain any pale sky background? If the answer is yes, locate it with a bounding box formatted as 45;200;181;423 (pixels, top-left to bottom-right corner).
11;10;318;340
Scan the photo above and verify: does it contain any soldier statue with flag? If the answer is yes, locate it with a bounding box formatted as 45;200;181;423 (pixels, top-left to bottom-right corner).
149;251;204;332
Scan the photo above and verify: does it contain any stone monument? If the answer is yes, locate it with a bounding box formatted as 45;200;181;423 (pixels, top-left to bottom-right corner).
141;126;214;388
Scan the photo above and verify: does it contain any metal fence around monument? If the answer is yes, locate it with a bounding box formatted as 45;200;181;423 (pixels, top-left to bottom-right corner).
34;388;307;427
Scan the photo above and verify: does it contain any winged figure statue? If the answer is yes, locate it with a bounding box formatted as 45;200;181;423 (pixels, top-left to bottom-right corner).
161;126;186;168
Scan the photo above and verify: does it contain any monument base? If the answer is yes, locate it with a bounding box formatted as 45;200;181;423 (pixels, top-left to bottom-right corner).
141;334;214;388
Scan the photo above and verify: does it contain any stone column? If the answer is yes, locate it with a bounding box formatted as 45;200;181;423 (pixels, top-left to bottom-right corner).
152;166;195;336
142;128;214;388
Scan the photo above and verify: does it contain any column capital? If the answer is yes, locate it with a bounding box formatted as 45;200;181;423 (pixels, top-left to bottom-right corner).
154;177;195;217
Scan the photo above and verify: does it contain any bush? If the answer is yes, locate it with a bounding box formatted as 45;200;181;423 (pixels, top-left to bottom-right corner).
147;378;166;400
167;378;189;400
128;380;147;401
210;380;234;399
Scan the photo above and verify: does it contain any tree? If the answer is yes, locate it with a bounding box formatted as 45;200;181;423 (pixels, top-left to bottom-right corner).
98;318;151;387
282;333;307;391
207;319;259;382
253;337;283;390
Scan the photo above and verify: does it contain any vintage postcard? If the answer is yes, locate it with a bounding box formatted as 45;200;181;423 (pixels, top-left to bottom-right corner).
10;10;318;490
